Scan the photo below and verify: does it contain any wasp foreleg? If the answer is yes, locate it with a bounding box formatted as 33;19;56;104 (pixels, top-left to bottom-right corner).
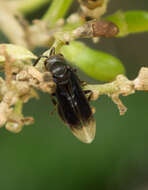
33;55;48;66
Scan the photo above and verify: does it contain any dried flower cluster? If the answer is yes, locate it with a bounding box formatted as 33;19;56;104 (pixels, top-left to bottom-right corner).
84;67;148;115
0;0;116;49
0;45;55;132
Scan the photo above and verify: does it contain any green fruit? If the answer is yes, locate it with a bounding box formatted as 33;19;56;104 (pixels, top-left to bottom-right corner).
62;41;125;81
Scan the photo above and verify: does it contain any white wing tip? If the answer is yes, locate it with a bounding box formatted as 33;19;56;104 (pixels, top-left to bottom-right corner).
71;120;96;144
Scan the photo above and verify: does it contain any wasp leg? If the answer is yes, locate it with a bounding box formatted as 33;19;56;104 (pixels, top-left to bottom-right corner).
49;47;64;57
50;47;56;56
59;53;64;57
33;55;48;66
84;90;93;101
51;96;57;105
50;96;57;115
81;81;87;86
91;106;96;114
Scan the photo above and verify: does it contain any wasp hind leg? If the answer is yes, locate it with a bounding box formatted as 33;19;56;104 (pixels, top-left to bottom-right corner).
84;90;93;101
50;96;57;115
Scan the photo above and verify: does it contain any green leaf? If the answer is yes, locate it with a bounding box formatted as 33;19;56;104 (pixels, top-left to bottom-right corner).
61;41;125;81
125;11;148;33
106;10;148;37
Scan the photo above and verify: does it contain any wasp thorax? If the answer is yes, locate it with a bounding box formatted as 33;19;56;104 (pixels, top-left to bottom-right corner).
51;62;67;78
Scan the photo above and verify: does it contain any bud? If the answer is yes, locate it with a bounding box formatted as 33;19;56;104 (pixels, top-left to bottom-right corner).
78;0;103;9
92;20;119;37
72;20;119;39
6;122;22;133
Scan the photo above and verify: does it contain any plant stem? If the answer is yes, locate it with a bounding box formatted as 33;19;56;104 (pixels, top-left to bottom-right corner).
19;0;51;15
83;74;134;98
42;0;73;27
84;83;118;96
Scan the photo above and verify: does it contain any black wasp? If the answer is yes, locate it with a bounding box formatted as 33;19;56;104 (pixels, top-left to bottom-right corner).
34;48;96;143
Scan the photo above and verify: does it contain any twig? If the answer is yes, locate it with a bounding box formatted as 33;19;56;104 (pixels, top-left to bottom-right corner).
84;67;148;115
42;0;73;27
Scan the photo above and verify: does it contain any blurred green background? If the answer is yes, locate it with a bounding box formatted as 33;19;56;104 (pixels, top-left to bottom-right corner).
0;0;148;190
